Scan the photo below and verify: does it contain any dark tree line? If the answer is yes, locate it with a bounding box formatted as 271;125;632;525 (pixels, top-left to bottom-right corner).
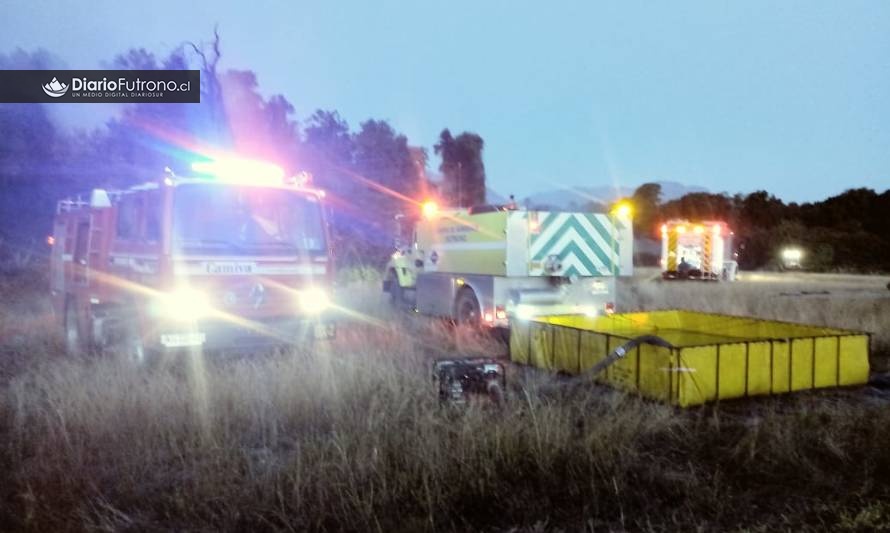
434;129;486;208
0;35;487;268
630;183;890;272
10;33;881;274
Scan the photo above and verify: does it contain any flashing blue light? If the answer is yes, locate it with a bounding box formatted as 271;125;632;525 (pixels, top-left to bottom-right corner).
189;158;286;185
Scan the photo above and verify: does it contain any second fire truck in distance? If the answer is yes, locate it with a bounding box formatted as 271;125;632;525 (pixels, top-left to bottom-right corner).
660;219;737;281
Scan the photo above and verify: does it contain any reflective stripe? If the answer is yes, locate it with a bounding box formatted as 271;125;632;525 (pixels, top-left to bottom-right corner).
433;241;507;251
109;253;159;260
173;262;326;276
667;232;677;271
108;254;159;274
703;233;712;274
174;255;327;262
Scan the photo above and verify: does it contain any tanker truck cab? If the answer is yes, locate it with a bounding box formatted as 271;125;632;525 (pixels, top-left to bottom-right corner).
50;159;335;359
383;203;436;307
384;200;634;328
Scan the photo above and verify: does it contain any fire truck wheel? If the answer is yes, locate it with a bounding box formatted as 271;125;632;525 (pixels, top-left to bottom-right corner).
127;337;147;365
122;327;156;367
455;289;481;327
64;300;86;356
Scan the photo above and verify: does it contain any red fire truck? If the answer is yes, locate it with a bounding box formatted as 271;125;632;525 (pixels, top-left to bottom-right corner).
49;158;335;361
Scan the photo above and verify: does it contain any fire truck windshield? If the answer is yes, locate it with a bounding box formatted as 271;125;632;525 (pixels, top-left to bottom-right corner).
173;184;326;255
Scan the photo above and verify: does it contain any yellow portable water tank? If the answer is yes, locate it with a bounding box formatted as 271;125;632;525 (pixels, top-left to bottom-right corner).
510;310;870;407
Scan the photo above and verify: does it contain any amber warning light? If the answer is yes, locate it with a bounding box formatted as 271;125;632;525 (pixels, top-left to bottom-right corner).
422;201;439;219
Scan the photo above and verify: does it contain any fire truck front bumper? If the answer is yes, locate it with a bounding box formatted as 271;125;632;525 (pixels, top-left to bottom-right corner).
152;316;336;351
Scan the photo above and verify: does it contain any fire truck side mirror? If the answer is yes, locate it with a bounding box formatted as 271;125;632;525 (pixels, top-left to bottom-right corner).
90;189;112;208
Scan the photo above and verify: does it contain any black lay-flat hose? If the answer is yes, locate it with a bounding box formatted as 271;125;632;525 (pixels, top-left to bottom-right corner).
584;335;675;379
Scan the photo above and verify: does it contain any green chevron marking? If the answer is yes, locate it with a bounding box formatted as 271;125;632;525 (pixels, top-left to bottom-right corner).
588;214;620;255
557;240;607;275
532;216;613;271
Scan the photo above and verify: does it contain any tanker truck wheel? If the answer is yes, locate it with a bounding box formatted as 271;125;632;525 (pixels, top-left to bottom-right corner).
455;289;481;327
454;289;486;355
387;269;405;308
390;281;403;307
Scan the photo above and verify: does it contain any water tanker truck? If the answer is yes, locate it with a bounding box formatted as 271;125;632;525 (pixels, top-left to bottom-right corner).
383;200;634;328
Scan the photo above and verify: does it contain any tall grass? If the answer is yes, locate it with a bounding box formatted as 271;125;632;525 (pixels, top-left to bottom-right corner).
621;271;890;358
2;272;890;530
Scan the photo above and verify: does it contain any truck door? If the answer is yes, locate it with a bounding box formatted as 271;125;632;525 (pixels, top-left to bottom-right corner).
50;220;67;293
73;221;90;285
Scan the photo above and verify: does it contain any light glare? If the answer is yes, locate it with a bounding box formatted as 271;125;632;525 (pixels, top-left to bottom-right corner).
612;201;633;218
298;287;330;314
516;304;535;320
190;158;285;185
421;200;439;219
156;288;211;321
782;248;803;261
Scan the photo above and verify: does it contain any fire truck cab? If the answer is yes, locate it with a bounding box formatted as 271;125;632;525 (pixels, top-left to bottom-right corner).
50;159;335;360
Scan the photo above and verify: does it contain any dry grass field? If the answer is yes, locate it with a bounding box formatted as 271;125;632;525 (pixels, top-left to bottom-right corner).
2;269;890;531
622;268;890;366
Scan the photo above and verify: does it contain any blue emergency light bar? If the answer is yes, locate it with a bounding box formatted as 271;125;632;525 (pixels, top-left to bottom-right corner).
190;158;285;185
183;159;323;196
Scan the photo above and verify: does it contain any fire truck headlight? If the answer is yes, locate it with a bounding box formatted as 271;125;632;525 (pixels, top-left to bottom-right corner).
515;304;535;321
298;287;330;314
155;288;212;321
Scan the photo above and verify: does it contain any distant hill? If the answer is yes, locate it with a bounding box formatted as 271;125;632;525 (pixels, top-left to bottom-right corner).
520;181;708;211
485;187;508;205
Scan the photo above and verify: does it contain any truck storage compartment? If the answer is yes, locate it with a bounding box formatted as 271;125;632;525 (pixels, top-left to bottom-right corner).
415;209;633;278
510;310;870;407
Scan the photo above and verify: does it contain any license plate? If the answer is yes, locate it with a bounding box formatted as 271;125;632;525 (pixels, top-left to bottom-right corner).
590;280;609;294
313;323;336;340
160;332;206;348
